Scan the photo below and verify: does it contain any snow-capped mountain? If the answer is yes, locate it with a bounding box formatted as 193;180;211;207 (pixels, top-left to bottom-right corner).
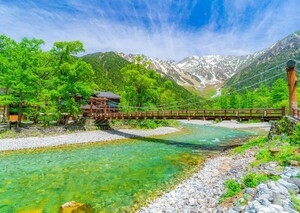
116;52;256;88
177;55;254;87
116;52;203;88
116;30;300;90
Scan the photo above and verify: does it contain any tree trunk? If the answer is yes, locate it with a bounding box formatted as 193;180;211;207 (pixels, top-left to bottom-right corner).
17;90;23;128
3;105;8;123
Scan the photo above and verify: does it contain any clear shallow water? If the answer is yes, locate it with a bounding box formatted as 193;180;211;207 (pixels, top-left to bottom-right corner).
0;124;253;212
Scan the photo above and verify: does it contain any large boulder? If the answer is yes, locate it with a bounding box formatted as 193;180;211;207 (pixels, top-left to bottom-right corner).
59;201;94;213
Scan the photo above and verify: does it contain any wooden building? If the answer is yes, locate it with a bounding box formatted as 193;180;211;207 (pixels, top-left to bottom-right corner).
81;92;121;117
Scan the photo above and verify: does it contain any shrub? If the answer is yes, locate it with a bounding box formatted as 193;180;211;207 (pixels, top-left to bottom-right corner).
291;193;300;212
256;149;272;161
223;179;242;198
289;123;300;145
233;137;267;154
242;173;269;188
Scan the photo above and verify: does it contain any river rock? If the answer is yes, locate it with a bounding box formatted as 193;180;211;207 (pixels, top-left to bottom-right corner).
59;201;94;213
272;192;282;206
288;178;300;188
256;184;272;199
283;167;300;178
290;160;299;166
274;182;290;197
258;198;271;207
244;188;256;196
277;179;299;193
283;203;298;213
270;148;280;154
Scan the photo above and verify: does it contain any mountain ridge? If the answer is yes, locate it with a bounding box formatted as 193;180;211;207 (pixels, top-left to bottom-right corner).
116;30;300;92
83;30;300;96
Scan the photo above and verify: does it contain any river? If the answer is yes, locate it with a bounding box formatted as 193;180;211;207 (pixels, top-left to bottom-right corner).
0;124;255;212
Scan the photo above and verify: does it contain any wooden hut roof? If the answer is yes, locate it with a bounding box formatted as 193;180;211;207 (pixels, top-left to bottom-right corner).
80;105;99;110
95;92;120;99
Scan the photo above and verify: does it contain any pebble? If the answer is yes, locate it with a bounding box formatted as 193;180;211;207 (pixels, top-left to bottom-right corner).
138;150;300;213
139;149;256;212
0;127;179;151
288;178;300;188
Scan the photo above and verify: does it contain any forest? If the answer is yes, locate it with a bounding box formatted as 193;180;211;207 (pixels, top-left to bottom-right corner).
0;35;294;126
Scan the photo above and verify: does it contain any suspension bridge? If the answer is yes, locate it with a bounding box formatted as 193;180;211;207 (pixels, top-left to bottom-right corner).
88;60;299;122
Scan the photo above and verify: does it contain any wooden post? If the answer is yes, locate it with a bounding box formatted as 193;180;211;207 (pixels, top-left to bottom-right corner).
286;60;298;116
89;98;93;117
103;99;107;114
281;106;286;117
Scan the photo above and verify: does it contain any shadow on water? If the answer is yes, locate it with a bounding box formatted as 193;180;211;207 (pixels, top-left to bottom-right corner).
103;128;246;152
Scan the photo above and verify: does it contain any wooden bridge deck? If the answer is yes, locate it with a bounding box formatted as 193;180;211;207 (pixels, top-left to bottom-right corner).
93;108;285;121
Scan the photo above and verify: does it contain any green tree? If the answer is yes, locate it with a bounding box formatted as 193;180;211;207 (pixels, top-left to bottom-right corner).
254;84;271;108
0;35;45;126
50;41;94;119
121;62;159;109
271;78;288;107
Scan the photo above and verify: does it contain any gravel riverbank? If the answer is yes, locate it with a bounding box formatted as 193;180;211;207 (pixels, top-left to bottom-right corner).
0;127;179;152
139;148;257;213
139;148;300;213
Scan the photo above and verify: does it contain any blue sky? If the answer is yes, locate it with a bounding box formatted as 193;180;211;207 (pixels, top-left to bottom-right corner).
0;0;300;61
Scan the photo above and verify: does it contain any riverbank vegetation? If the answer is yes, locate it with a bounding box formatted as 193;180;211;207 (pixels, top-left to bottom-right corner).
220;118;300;205
110;119;180;129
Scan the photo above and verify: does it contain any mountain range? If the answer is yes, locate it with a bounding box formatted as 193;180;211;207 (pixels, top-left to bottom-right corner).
82;30;300;98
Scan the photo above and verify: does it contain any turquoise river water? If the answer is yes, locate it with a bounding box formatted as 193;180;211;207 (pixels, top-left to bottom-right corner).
0;124;255;212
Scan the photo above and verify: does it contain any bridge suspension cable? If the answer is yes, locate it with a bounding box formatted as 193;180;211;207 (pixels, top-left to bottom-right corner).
235;72;286;93
224;62;286;88
105;60;299;112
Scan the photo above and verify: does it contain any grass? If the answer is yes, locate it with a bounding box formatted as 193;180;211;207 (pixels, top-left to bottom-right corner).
232;136;267;154
242;172;280;188
253;145;300;167
218;179;242;203
220;119;300;208
291;193;300;212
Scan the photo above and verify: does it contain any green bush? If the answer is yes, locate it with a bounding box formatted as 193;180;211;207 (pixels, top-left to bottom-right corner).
289;123;300;145
275;146;299;166
256;149;272;161
242;173;269;188
140;120;158;129
110;119;179;129
291;192;300;212
223;179;242;198
233;137;267;154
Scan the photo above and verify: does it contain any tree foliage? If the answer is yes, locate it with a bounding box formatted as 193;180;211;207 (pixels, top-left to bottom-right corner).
0;36;94;125
212;78;290;110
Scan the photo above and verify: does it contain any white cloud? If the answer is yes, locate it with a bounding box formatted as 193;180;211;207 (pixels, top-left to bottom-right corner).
0;0;300;61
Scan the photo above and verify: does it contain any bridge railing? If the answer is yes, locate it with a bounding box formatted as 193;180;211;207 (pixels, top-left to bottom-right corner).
292;108;300;118
93;108;285;121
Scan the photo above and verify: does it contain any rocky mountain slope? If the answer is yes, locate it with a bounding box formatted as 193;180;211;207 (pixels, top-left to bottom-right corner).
117;30;300;91
116;52;254;89
177;55;254;87
116;52;203;88
81;52;193;99
225;30;300;89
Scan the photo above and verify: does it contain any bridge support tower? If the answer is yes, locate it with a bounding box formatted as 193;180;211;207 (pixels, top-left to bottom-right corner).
286;60;298;117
